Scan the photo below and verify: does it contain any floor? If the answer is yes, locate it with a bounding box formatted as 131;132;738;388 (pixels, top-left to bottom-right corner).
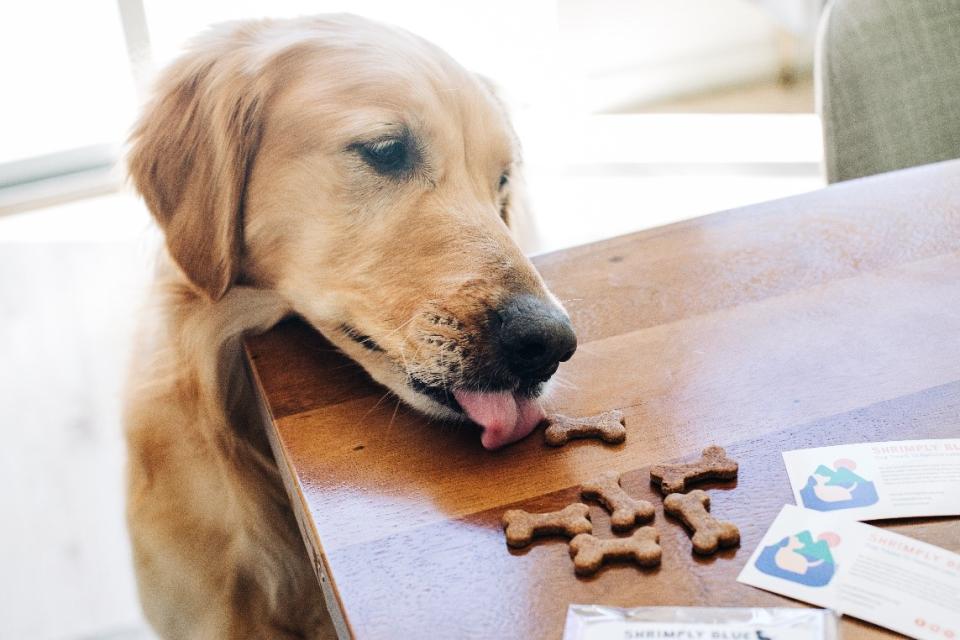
0;78;823;640
635;74;815;114
0;223;159;639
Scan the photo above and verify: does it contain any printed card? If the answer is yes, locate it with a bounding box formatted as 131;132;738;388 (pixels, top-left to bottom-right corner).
738;505;960;640
781;439;960;520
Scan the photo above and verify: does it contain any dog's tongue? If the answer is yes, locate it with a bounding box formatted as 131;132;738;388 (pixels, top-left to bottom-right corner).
453;390;545;450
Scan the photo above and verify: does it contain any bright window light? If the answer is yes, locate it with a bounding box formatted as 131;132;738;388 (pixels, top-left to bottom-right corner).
0;2;136;165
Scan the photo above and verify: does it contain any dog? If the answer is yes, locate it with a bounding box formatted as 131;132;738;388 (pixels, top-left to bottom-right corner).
124;14;576;638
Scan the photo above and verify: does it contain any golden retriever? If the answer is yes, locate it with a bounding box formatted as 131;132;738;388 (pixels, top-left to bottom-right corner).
124;14;576;638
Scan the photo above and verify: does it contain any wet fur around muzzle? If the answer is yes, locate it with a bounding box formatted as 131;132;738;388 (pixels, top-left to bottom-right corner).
123;14;570;639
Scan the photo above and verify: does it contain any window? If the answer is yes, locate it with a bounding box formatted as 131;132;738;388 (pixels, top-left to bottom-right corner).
0;2;136;184
1;0;825;253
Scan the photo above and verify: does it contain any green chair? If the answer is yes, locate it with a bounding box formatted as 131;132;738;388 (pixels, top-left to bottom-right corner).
817;0;960;183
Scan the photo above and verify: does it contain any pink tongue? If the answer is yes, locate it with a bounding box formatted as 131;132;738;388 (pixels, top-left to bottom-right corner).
453;390;545;450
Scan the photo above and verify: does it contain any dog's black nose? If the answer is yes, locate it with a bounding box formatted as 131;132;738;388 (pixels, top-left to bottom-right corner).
496;295;577;382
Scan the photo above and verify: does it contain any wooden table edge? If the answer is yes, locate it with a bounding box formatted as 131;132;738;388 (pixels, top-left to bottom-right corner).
243;344;357;639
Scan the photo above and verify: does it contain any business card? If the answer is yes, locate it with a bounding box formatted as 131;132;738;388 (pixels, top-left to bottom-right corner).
738;505;960;640
781;439;960;520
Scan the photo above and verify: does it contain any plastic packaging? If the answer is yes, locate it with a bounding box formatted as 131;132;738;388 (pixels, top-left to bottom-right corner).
562;605;839;640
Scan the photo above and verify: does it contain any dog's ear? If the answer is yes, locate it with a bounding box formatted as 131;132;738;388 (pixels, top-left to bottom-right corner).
128;42;266;300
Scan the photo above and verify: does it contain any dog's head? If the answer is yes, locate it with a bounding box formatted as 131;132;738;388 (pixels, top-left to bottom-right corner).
129;15;576;449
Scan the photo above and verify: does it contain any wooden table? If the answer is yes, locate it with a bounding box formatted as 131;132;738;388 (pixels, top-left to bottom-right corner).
245;160;960;639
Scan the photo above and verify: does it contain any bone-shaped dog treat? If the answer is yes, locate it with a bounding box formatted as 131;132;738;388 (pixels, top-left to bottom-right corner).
580;472;655;530
502;503;592;548
663;489;740;555
568;527;661;575
649;445;738;494
544;410;626;446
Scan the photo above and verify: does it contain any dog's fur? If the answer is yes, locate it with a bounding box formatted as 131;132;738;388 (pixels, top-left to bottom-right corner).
125;15;564;638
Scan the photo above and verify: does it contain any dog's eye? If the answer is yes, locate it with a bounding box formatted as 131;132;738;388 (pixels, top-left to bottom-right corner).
498;172;509;191
356;137;412;176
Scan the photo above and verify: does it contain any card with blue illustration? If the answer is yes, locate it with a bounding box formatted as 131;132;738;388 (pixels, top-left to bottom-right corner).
781;439;960;520
738;505;960;640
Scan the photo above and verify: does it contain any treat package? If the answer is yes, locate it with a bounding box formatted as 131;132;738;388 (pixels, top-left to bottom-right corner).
562;605;838;640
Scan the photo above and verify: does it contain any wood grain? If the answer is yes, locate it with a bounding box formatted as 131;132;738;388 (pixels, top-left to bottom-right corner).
325;383;960;639
245;160;960;639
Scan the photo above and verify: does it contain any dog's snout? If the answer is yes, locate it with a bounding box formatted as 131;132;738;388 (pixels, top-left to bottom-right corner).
496;295;577;382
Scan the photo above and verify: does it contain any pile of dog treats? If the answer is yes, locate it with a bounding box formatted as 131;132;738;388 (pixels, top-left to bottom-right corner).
502;410;739;576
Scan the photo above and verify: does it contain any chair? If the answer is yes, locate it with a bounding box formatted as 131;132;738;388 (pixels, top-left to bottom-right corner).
817;0;960;183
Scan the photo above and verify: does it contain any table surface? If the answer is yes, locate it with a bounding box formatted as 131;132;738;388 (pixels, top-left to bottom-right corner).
245;160;960;640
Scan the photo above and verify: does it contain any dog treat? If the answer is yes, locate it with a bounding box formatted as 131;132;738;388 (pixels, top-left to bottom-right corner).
663;489;740;555
649;445;738;494
502;503;592;548
544;410;626;446
568;527;661;575
580;472;655;531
